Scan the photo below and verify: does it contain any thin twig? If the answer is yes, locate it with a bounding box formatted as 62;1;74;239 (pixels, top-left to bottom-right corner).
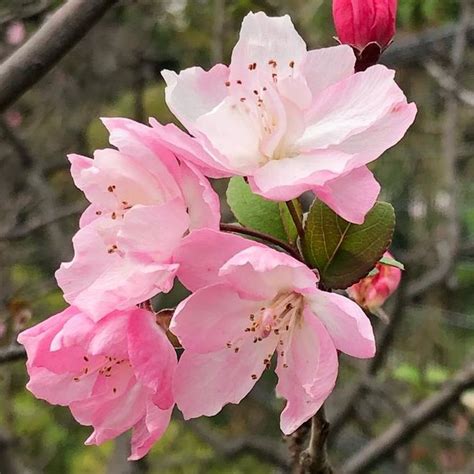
0;0;119;111
220;223;302;261
341;361;474;473
286;200;305;240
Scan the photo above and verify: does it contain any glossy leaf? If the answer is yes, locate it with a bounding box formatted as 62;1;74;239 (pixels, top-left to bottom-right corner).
302;200;395;289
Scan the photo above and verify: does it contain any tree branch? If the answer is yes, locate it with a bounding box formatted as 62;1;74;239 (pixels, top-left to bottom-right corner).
341;361;474;473
300;408;333;474
0;0;119;111
0;345;26;364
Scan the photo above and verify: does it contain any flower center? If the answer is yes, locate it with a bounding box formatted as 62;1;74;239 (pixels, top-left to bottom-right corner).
245;291;304;342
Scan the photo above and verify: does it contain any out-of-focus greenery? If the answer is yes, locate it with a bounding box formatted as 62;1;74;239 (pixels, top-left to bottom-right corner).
0;0;473;473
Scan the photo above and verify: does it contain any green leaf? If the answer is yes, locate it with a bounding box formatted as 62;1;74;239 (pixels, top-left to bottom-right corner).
226;177;288;242
302;200;395;289
379;255;405;271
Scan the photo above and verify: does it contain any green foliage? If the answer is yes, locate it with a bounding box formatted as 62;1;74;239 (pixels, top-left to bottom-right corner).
302;201;395;289
226;177;296;243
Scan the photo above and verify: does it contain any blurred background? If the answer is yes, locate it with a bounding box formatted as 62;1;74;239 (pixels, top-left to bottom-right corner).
0;0;473;472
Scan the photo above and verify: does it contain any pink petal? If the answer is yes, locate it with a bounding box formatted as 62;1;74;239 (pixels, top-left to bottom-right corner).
149;119;231;178
74;381;149;445
276;310;338;434
118;200;189;260
195;96;264;173
298;66;407;151
173;229;262;292
127;309;176;410
249;149;353;201
174;335;277;420
314;166;381;224
307;289;376;359
177;161;220;230
101;117;181;182
220;246;318;300
129;404;173;460
162;64;229;134
302;45;355;97
331;101;417;168
170;283;260;354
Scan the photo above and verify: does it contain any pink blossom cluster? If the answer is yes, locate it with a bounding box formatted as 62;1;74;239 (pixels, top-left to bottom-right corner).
18;12;413;459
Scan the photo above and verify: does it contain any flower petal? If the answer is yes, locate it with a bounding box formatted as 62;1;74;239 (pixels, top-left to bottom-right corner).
173;229;262;292
249;149;353;201
128;309;176;410
307;289;376;358
220;245;318;300
302;45;355;97
170;283;260;354
276;310;338;434
177;161;220;230
298;65;406;151
314;166;381;224
162;64;229;133
174;335;277;420
129;404;173;461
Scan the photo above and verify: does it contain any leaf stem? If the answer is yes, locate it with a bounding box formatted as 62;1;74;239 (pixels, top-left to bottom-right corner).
286;199;305;240
220;223;302;262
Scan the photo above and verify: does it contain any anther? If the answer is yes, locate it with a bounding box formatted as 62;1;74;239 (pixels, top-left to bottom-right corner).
225;81;231;87
289;60;295;68
234;347;239;353
237;80;242;84
251;374;257;380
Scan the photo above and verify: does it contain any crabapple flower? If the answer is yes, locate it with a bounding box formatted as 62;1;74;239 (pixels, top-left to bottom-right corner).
162;11;416;223
333;0;397;52
56;118;220;319
171;229;375;434
17;306;176;460
348;251;402;311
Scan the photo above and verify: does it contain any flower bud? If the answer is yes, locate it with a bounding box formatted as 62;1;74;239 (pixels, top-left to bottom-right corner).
348;252;401;311
332;0;397;70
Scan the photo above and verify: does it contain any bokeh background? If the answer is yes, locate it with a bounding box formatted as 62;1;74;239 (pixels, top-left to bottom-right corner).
0;0;473;472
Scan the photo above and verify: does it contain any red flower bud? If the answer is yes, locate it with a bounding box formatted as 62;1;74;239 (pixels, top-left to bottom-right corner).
347;252;401;311
333;0;397;50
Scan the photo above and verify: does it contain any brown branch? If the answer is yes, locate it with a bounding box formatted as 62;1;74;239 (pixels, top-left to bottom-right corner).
0;203;83;241
341;361;474;473
424;59;474;107
300;408;333;474
220;223;302;261
381;20;474;66
0;345;26;364
0;0;119;111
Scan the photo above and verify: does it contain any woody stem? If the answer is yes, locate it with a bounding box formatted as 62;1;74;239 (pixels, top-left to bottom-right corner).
220;223;302;261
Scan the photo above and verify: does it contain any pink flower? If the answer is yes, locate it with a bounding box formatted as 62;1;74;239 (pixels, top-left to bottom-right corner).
348;251;402;310
56;118;220;319
171;229;375;434
162;11;416;223
333;0;397;52
18;306;176;460
5;21;26;45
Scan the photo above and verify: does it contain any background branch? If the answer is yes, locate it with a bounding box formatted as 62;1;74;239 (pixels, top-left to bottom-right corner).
341;361;474;473
0;0;119;111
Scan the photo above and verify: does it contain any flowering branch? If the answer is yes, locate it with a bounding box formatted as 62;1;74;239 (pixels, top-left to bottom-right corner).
0;345;26;364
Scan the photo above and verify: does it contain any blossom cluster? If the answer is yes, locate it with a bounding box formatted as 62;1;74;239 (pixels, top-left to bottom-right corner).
18;11;414;459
